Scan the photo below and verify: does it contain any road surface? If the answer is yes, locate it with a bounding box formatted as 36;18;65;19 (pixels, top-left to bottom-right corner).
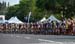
0;34;75;44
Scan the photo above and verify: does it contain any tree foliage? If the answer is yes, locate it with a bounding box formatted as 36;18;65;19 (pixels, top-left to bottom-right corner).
6;0;75;22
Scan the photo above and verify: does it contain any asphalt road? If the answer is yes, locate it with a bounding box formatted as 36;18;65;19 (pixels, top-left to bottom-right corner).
0;34;75;44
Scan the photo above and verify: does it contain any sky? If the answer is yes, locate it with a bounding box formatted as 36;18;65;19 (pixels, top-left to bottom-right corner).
0;0;20;6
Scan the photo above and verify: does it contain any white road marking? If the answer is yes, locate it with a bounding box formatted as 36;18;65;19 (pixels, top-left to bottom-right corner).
55;42;64;44
30;42;55;44
38;39;63;44
38;39;55;42
16;36;20;37
24;37;31;39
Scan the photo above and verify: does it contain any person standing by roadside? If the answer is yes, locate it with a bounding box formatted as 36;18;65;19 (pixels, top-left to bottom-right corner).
73;20;75;35
67;18;73;35
65;19;69;35
70;18;73;35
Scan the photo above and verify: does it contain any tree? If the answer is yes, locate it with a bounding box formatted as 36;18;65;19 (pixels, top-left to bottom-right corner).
57;0;75;18
0;1;7;15
6;4;19;19
6;0;75;22
36;0;56;14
